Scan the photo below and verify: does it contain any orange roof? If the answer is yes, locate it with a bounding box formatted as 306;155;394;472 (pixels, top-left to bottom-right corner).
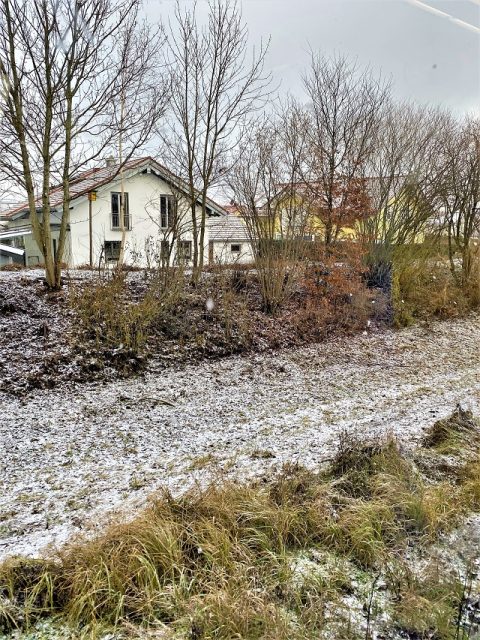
222;203;241;215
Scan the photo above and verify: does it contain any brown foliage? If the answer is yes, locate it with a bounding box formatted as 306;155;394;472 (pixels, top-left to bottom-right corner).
292;242;380;338
311;177;374;240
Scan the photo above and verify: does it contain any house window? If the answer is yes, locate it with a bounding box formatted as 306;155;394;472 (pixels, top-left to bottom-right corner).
177;240;192;262
160;195;176;229
104;240;121;261
111;192;130;229
231;244;242;253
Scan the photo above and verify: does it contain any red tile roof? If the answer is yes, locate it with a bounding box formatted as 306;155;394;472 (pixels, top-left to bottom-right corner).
1;157;226;219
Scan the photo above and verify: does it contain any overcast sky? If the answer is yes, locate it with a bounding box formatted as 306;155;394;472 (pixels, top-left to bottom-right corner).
147;0;480;115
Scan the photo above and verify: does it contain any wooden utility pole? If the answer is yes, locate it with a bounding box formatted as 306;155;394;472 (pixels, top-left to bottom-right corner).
88;190;96;266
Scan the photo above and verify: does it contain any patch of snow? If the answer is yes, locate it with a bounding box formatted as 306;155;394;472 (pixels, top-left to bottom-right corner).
1;279;479;559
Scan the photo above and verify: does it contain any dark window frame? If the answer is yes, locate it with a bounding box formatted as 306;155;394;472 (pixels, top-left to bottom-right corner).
160;239;170;260
104;240;121;261
231;243;242;253
111;192;130;230
160;194;176;229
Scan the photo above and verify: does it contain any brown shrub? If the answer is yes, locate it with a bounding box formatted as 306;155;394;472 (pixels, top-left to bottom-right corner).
0;262;24;272
292;241;379;338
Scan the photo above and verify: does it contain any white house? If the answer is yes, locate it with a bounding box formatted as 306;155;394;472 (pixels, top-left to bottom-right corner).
207;213;254;265
0;157;252;269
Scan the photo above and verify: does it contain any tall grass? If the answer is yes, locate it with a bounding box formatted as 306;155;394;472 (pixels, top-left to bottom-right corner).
70;269;187;355
1;416;479;639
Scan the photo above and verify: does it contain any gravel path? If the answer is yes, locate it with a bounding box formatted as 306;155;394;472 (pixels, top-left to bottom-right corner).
1;314;479;560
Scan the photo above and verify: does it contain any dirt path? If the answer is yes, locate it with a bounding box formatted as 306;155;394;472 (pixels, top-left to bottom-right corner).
1;314;479;560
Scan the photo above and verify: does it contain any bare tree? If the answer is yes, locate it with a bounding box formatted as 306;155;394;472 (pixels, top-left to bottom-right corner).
302;53;390;245
114;12;166;271
0;0;166;288
229;108;310;313
360;103;446;249
434;115;480;284
160;0;270;281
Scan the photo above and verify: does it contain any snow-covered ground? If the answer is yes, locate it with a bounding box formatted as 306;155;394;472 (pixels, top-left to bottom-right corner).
1;313;479;560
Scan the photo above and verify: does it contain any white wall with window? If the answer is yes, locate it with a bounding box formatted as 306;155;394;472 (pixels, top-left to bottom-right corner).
207;214;255;265
208;239;254;265
66;165;217;268
160;194;176;230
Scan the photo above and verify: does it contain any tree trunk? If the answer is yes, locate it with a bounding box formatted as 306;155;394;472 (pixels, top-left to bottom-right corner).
56;86;73;288
191;199;199;282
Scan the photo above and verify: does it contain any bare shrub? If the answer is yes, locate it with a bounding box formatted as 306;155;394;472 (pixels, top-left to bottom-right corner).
203;267;254;351
70;270;186;356
391;243;477;326
255;251;304;315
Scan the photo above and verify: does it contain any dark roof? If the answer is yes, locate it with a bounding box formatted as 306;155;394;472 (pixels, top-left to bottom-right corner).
0;225;33;239
2;157;227;219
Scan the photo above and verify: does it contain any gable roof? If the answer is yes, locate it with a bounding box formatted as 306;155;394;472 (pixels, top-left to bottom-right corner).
208;213;250;242
1;157;227;220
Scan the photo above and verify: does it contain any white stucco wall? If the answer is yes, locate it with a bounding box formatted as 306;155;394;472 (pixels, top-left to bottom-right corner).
3;166;255;268
66;170;212;268
210;240;254;265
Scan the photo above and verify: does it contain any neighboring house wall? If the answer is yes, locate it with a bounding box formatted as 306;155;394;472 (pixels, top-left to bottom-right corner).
276;197;361;242
207;214;254;265
209;240;254;265
0;252;12;267
0;219;57;266
0;243;25;266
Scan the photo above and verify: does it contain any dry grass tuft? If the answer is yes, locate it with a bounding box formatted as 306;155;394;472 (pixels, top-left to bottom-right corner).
0;558;58;631
389;561;465;639
422;405;479;454
1;424;479;638
330;431;409;499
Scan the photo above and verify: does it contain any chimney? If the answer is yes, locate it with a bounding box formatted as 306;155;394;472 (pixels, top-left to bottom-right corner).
105;156;116;168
